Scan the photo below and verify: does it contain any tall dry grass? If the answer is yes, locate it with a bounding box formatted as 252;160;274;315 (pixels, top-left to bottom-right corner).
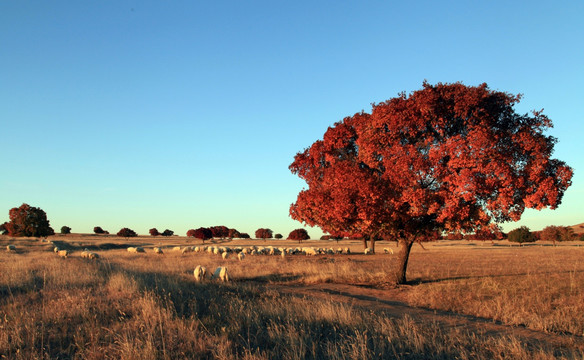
1;236;583;359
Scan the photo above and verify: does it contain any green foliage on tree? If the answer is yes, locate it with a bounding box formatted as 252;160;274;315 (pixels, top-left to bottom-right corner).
507;226;536;245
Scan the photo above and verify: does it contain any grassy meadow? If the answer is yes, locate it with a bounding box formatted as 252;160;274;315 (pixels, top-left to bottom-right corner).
1;234;584;359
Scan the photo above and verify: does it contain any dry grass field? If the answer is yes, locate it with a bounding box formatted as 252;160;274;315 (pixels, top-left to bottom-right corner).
1;234;584;359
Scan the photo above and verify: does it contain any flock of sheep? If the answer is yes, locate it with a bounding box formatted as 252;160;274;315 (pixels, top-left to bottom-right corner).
5;242;396;284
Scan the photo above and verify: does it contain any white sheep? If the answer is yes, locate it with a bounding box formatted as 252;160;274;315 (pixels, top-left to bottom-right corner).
193;265;207;281
82;251;99;259
237;252;245;261
212;266;229;282
383;248;394;254
344;247;351;254
6;245;16;252
181;247;192;254
53;246;60;253
364;248;373;255
154;247;164;254
222;252;229;260
58;250;69;258
172;246;182;252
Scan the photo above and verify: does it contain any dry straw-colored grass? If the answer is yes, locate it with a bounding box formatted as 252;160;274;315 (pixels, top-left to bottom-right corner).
1;235;583;359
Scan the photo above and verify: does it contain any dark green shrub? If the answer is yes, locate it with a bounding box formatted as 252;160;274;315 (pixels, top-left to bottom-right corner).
507;226;536;245
60;226;71;234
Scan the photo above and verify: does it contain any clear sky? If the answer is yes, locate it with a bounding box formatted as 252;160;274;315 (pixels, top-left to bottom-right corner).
1;1;582;238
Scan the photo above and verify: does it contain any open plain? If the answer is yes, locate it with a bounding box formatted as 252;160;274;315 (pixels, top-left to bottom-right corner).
1;234;584;359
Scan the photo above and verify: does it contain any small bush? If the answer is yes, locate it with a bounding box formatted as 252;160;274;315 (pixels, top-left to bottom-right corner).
117;227;138;239
60;226;71;234
507;226;536;245
94;226;106;234
274;233;283;239
161;229;174;237
149;228;160;236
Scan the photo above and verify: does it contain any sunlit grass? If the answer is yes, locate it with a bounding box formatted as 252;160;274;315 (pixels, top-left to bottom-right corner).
1;235;583;359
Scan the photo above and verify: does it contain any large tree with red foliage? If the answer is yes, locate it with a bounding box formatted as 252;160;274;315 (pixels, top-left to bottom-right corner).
189;227;213;242
2;203;55;237
287;228;310;243
290;82;572;284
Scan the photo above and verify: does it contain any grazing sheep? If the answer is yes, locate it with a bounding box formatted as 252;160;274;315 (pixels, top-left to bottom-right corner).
344;247;351;254
212;266;229;282
58;250;69;258
194;265;207;281
6;245;16;252
237;252;245;261
154;247;164;254
181;247;192;254
127;247;145;253
383;248;394;254
336;248;343;254
172;246;182;252
222;252;229;260
304;247;317;256
364;248;373;255
82;251;100;259
193;246;200;252
135;247;145;253
53;246;60;253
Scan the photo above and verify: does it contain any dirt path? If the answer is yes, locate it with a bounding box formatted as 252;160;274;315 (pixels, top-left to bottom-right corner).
272;282;584;353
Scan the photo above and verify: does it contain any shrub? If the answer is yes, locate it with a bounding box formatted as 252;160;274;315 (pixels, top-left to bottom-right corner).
190;227;213;242
255;228;273;240
149;228;160;236
274;233;283;239
117;228;137;239
60;226;71;234
161;229;174;237
228;228;241;239
288;228;310;243
540;225;575;245
240;233;250;239
507;226;536;246
94;226;106;234
2;203;55;237
210;226;229;239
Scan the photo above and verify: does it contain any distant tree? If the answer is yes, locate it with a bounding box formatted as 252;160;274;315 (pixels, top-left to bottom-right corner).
186;229;196;238
228;228;241;239
149;228;160;236
507;226;536;246
287;229;310;243
540;225;575;246
94;226;106;234
289;82;573;284
320;235;331;240
255;228;273;240
192;227;213;243
240;233;251;239
161;229;174;237
2;203;54;237
210;226;229;239
0;222;7;235
274;233;283;239
117;228;137;239
60;226;71;235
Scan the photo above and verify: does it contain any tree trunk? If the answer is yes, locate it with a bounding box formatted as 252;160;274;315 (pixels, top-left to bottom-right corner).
362;238;368;250
394;239;414;285
369;238;376;253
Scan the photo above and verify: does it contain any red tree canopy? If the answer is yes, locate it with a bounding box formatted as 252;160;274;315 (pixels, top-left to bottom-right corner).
255;228;273;239
117;228;137;238
287;228;310;241
191;227;213;240
2;203;55;237
149;228;160;236
289;82;572;284
290;82;572;242
210;225;229;238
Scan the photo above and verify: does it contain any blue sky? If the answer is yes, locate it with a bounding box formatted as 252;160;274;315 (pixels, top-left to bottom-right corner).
1;1;582;237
